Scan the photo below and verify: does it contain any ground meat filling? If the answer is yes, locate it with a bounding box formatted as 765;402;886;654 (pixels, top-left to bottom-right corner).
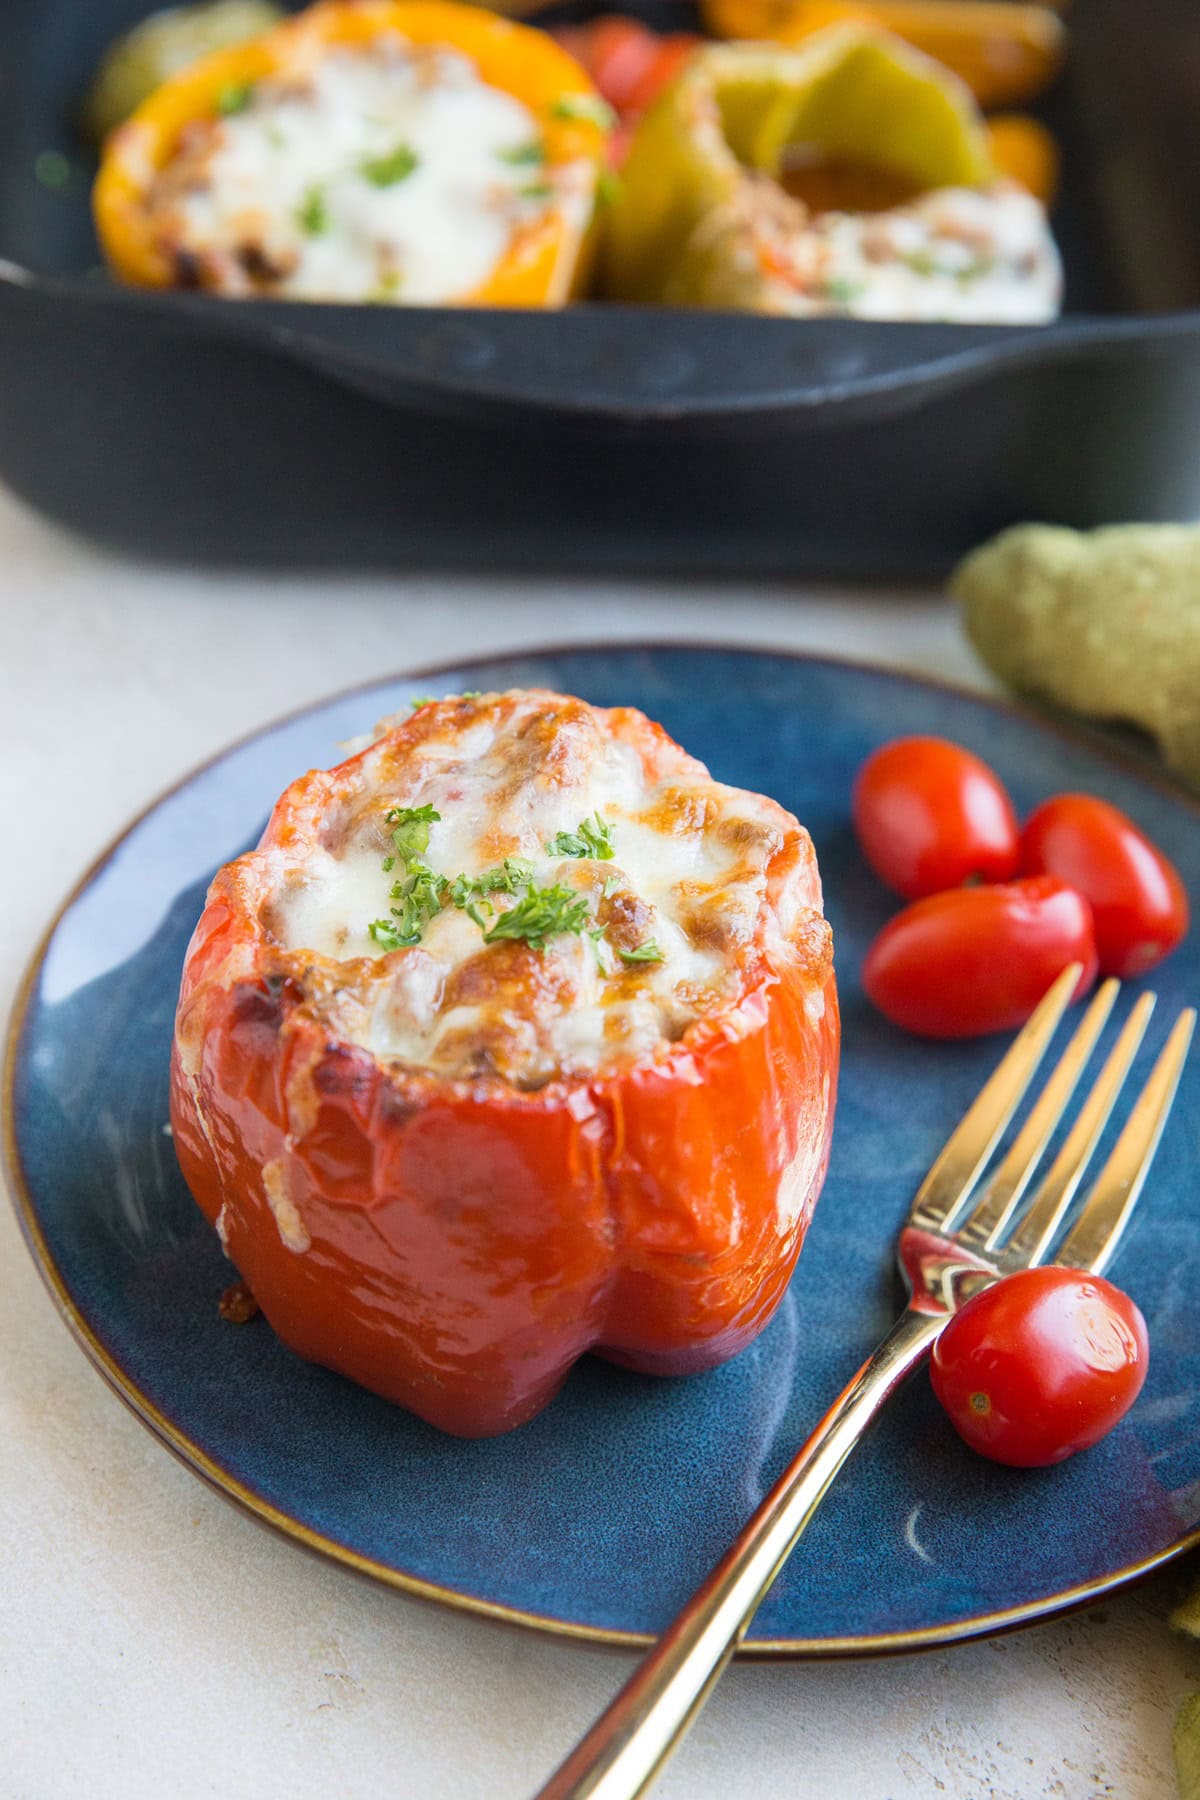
260;691;827;1089
745;174;1062;322
145;36;590;302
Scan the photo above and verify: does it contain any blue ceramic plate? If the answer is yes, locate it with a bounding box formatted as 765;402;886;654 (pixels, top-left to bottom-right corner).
6;646;1199;1655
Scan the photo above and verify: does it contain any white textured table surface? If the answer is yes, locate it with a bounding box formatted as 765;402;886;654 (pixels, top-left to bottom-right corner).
1;484;1196;1800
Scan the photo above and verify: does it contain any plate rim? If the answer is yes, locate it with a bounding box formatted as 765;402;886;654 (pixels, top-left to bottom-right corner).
6;637;1199;1660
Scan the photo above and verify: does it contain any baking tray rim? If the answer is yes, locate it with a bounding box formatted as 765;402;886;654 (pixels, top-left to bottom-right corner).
3;255;1199;428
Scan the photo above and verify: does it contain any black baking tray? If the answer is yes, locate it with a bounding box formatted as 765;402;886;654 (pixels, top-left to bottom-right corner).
1;0;1198;574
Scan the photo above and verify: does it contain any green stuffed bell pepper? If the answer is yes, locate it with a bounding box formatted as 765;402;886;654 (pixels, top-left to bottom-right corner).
602;28;1062;322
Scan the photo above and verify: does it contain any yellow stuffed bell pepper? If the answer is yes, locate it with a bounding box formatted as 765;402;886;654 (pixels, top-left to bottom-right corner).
94;0;611;308
601;29;1062;322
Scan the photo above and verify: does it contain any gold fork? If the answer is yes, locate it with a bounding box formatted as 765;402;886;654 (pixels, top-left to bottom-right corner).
534;964;1195;1800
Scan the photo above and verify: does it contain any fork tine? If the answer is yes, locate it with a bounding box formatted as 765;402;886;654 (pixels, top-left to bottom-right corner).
1056;1008;1196;1276
960;979;1120;1252
1003;992;1157;1267
910;962;1081;1234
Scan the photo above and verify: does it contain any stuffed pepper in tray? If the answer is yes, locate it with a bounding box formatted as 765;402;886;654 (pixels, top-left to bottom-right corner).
94;0;610;305
602;30;1062;321
169;690;840;1437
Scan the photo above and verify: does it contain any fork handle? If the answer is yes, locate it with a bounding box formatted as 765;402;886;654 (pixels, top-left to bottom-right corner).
533;1308;945;1800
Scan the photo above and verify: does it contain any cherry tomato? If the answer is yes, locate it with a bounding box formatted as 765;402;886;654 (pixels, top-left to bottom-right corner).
552;17;699;124
625;34;699;114
853;736;1021;899
931;1267;1149;1467
578;16;660;111
1019;794;1189;979
555;17;657;112
862;876;1097;1038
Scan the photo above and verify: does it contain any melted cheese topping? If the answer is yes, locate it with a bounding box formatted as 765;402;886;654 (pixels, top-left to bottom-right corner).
753;181;1062;323
148;38;589;301
263;691;825;1088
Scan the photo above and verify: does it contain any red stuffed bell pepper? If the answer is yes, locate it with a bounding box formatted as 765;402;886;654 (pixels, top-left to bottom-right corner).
170;689;839;1436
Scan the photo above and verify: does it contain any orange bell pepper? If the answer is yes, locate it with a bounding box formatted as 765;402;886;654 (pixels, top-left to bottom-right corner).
987;113;1059;205
700;0;1066;109
94;0;609;307
169;692;840;1437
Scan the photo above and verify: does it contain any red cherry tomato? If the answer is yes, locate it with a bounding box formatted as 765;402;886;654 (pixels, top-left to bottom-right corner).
553;17;700;119
553;16;679;115
624;34;700;113
1019;794;1189;979
931;1267;1149;1467
862;876;1097;1038
578;16;661;111
853;736;1021;899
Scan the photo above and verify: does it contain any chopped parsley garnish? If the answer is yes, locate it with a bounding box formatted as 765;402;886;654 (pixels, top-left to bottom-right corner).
365;796;641;960
370;860;447;949
499;141;545;166
450;860;535;912
481;882;590;951
548;813;615;861
602;872;622;898
409;695;436;710
519;182;553;201
385;803;439;862
896;248;992;284
619;940;664;965
378;861;449;946
34;150;71;192
361;144;420;187
551;94;616;130
823;276;865;304
216;82;254;117
368;806;446;949
296;185;329;236
368;917;408;952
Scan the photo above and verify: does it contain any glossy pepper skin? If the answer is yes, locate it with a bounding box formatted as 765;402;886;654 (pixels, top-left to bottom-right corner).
170;708;840;1438
94;0;609;306
602;28;994;309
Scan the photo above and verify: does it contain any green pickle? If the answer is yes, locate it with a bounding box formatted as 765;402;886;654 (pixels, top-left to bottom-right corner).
601;30;993;309
83;0;284;140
